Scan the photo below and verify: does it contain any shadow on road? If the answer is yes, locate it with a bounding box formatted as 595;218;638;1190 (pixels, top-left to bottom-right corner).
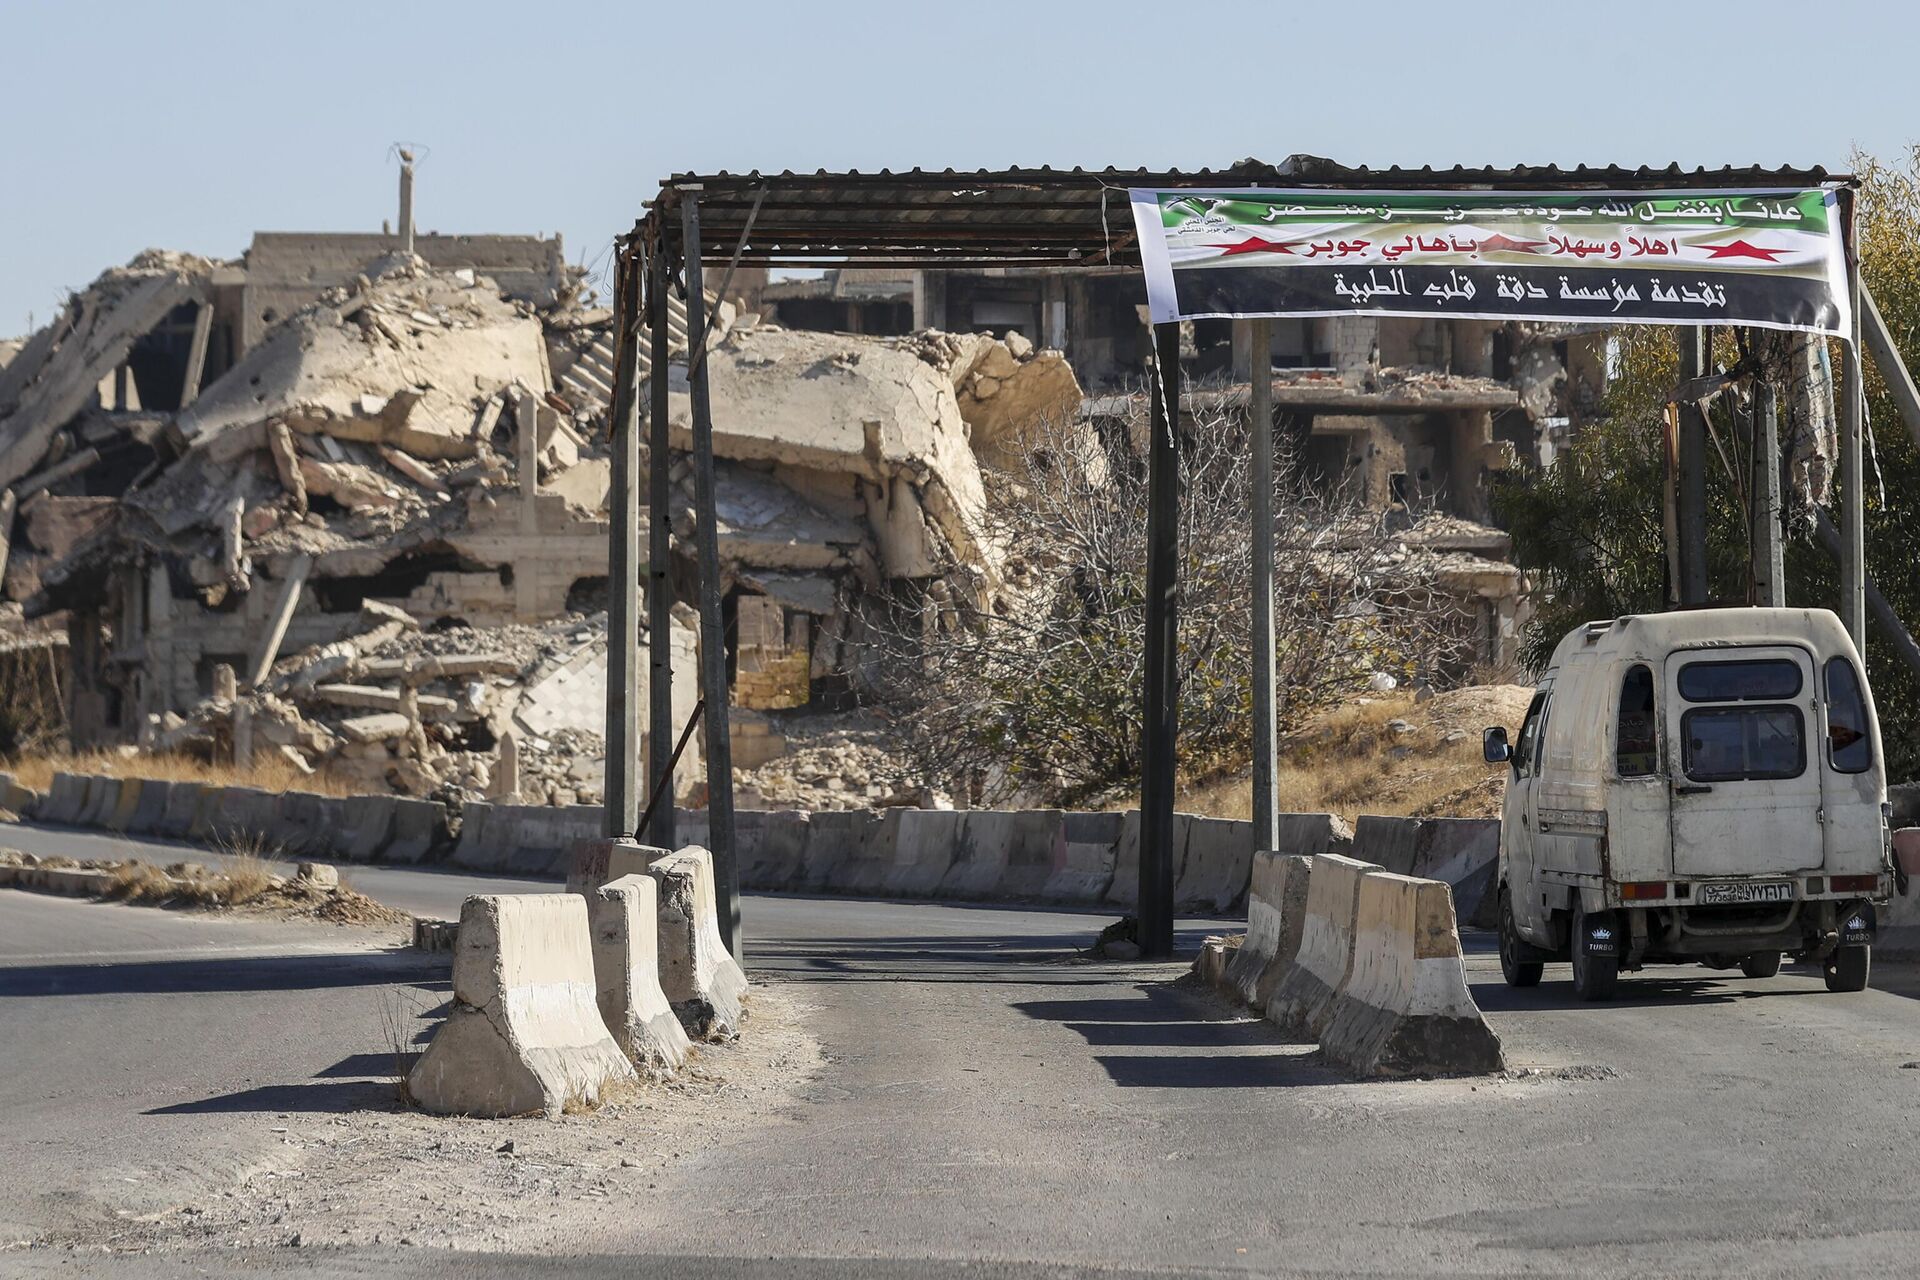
145;1078;401;1115
0;951;444;998
1470;974;1806;1012
1013;983;1351;1088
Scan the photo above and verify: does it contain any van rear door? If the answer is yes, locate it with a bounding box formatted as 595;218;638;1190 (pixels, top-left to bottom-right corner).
1665;647;1822;877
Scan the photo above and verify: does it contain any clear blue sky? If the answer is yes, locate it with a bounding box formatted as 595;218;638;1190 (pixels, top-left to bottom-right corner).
4;0;1914;334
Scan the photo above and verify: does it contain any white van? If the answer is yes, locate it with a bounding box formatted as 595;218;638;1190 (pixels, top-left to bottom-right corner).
1484;607;1892;1000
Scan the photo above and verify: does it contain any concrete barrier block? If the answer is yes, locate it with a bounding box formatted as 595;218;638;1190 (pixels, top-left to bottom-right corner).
450;802;501;870
78;774;120;828
270;791;333;855
1267;853;1380;1037
334;794;398;862
0;771;40;817
127;779;173;835
800;809;874;893
565;837;667;896
744;810;809;891
937;810;1017;900
882;808;963;897
1318;873;1504;1077
998;810;1066;900
1224;852;1314;1010
1275;811;1356;859
206;786;277;846
1105;810;1142;909
106;777;143;833
1041;811;1123;903
385;798;446;864
42;772;88;825
589;873;692;1071
1174;815;1255;913
157;781;205;839
1356;815;1501;931
646;846;748;1039
408;894;636;1118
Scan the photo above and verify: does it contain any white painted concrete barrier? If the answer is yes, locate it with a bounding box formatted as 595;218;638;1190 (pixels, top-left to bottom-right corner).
589;873;691;1072
1317;873;1504;1077
646;846;748;1039
1223;852;1313;1010
408;894;636;1118
1266;853;1378;1037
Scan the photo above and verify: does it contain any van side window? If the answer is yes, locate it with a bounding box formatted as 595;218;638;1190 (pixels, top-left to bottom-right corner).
1825;657;1873;773
1513;691;1549;777
1615;664;1657;776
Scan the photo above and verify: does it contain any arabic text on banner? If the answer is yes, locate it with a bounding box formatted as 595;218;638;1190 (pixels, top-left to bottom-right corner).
1129;188;1850;336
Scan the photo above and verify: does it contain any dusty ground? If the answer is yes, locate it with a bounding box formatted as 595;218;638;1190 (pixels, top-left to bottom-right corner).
21;988;821;1257
1178;683;1534;824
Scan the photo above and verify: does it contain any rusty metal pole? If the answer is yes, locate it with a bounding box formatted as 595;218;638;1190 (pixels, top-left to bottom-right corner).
646;239;677;851
604;248;643;837
679;189;742;960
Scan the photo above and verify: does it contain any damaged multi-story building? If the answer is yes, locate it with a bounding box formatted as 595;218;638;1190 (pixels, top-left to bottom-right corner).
0;207;1079;806
765;263;1597;668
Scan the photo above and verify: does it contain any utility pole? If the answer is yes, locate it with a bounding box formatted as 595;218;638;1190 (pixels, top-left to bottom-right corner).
1139;322;1182;961
1247;317;1278;854
1675;327;1711;606
1839;215;1867;657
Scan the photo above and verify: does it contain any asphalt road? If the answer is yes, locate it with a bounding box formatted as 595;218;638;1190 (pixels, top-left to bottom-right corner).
6;822;1920;1278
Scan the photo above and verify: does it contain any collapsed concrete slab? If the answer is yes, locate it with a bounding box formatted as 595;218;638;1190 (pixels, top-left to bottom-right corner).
1318;873;1504;1077
644;846;748;1039
408;893;635;1118
589;873;692;1072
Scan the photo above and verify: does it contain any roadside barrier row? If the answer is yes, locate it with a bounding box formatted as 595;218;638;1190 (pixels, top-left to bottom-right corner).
3;769;1502;921
1204;850;1505;1078
411;842;746;1118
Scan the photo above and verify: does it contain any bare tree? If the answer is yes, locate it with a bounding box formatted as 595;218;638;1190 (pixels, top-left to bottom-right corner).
869;392;1470;807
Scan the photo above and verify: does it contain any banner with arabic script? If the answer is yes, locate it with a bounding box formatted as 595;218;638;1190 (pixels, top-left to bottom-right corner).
1130;187;1850;336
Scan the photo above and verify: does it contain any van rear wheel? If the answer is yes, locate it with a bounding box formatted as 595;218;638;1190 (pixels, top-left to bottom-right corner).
1570;905;1620;1002
1824;944;1870;993
1499;888;1543;988
1740;951;1782;979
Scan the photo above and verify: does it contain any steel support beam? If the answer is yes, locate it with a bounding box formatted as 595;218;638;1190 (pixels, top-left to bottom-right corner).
1750;380;1785;608
604;254;644;837
1863;285;1920;449
1675;327;1711;606
680;192;742;960
1139;322;1182;961
1247;318;1278;854
1840;246;1867;653
645;245;677;850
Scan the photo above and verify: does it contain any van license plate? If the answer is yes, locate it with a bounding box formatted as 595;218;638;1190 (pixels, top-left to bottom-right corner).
1698;881;1794;905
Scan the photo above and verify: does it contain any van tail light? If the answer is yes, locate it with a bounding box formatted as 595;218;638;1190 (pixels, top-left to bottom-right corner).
1621;881;1668;901
1830;874;1879;893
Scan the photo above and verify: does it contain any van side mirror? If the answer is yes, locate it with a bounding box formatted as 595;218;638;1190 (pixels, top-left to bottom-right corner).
1483;726;1512;764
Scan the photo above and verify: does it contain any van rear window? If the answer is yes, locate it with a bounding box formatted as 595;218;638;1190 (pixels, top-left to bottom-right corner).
1825;657;1873;773
1677;659;1802;702
1681;706;1805;782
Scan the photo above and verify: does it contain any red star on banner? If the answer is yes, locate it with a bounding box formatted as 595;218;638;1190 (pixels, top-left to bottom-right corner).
1697;239;1790;261
1476;234;1548;254
1204;236;1298;257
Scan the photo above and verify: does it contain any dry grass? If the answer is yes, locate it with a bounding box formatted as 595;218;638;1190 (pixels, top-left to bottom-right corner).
104;860;177;902
1172;684;1535;825
3;748;352;797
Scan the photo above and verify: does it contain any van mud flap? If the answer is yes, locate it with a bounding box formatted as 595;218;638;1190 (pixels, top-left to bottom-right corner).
1840;902;1876;948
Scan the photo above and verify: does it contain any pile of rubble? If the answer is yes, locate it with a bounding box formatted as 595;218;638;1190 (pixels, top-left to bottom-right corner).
0;237;1080;805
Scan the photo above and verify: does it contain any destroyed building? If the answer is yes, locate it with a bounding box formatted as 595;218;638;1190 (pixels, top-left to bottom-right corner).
0;216;1083;806
763;259;1609;671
